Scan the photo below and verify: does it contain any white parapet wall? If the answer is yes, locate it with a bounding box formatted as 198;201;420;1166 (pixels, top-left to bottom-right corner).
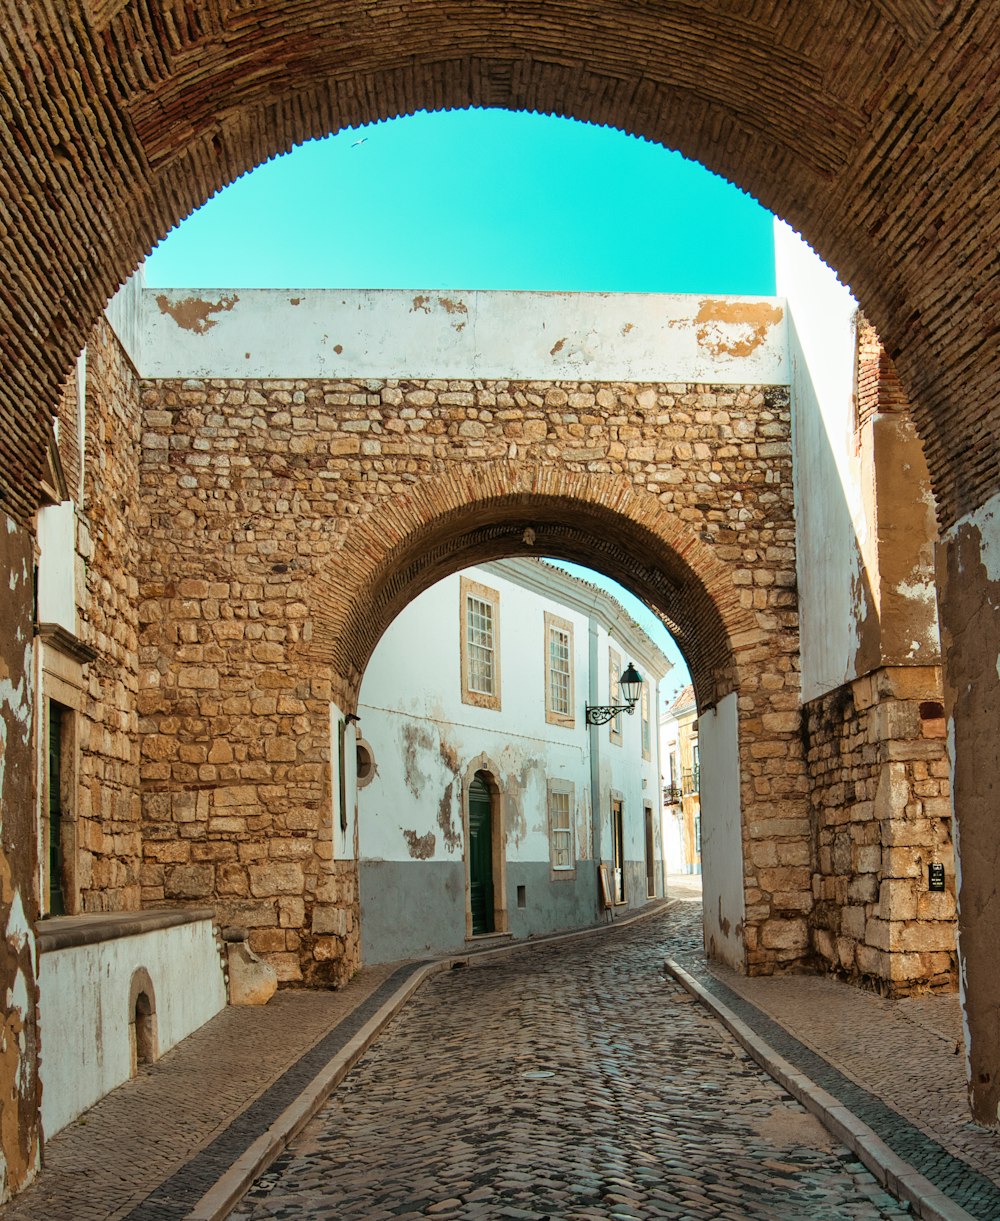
37;910;227;1137
139;287;789;384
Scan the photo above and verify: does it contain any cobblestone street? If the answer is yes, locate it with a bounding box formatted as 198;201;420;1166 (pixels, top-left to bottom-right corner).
231;905;910;1221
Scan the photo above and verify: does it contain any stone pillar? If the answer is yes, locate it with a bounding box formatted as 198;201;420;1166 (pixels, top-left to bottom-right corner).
938;511;1000;1125
0;514;41;1198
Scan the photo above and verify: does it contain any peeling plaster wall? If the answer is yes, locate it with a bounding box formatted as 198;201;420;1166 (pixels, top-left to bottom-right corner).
938;491;1000;1122
0;515;41;1201
777;220;865;704
699;693;745;968
37;918;226;1137
357;563;665;963
142;288;788;386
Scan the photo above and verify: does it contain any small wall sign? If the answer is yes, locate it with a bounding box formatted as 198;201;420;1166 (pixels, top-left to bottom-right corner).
928;862;946;892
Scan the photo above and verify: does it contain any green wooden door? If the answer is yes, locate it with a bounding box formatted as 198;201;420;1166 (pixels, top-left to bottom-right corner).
48;703;65;916
468;774;494;935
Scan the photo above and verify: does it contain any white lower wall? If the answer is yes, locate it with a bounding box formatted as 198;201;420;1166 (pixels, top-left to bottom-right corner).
38;918;227;1136
699;693;745;968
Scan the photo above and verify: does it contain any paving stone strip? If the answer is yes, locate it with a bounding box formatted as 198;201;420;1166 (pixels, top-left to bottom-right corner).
119;960;425;1221
673;956;1000;1220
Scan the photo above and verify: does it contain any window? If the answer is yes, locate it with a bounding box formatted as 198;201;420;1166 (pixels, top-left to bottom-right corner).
544;612;574;727
641;682;651;760
608;648;622;744
460;577;501;710
547;780;575;875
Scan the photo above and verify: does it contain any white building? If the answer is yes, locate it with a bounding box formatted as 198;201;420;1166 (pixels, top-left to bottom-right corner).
356;558;670;962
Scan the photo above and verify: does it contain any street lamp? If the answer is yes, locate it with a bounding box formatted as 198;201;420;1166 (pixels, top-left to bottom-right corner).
585;661;644;726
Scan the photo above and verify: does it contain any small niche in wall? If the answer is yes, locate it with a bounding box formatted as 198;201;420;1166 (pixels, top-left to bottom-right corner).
356;738;376;788
129;967;158;1077
516;885;526;909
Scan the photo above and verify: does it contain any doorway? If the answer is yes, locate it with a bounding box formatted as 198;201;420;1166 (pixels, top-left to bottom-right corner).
611;798;626;904
468;772;495;935
644;804;655;898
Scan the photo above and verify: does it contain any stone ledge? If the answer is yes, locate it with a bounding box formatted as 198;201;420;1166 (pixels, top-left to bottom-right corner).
36;906;216;954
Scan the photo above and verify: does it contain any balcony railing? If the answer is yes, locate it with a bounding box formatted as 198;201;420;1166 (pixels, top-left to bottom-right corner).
681;765;700;796
662;784;683;804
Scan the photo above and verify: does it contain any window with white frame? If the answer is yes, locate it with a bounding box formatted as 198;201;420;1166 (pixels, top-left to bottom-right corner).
460;577;501;710
544;612;574;727
608;647;622;744
547;780;575;874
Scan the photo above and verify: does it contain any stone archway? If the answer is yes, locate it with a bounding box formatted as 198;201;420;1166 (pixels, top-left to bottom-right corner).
312;462;751;711
0;5;997;530
1;2;1000;1177
137;353;807;983
305;461;805;976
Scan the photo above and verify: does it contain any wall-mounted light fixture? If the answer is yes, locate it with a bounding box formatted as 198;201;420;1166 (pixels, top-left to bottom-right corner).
585;661;643;726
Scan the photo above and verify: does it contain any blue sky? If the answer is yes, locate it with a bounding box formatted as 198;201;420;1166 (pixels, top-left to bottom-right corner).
147;108;776;705
145;108;775;295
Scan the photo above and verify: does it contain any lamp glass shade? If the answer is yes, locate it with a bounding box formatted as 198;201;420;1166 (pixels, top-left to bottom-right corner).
619;662;643;708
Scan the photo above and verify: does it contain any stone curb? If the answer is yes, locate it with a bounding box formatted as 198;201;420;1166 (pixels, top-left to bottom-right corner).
185;898;680;1221
664;957;976;1221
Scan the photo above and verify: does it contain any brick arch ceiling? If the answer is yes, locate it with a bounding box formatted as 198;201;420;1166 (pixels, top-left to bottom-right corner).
4;2;998;528
308;466;752;710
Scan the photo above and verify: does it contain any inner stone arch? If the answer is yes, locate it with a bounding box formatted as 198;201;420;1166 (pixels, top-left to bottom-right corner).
311;468;751;712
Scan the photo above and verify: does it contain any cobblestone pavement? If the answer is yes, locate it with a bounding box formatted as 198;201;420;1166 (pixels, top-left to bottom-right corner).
230;905;912;1221
704;963;1000;1186
685;958;1000;1216
0;962;403;1221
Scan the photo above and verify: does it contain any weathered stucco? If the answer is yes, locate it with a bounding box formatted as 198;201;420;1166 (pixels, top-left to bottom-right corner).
0;516;40;1200
142;288;789;385
938;499;1000;1124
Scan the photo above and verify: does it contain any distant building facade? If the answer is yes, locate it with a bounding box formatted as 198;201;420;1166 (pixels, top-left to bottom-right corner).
660;685;701;875
356;559;670;963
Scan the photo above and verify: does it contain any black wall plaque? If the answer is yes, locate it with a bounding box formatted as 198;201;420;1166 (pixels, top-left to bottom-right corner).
928;861;946;892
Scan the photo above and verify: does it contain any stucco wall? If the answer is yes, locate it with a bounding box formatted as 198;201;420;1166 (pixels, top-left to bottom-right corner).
938;491;1000;1122
777;220;865;704
37;917;226;1136
357;563;664;962
699;693;744;968
0;515;41;1200
142;287;788;386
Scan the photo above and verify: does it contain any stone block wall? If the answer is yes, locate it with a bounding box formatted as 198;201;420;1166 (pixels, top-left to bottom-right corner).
136;374;805;982
805;665;955;995
75;318;143;912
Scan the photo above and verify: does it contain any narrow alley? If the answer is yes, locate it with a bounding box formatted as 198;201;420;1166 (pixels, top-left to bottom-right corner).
229;903;908;1221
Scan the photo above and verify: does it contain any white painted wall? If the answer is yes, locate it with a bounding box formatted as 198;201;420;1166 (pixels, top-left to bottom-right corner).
38;919;226;1136
356;561;667;958
358;565;598;868
658;714;686;873
698;692;745;968
104;271;144;372
776;220;865;702
35;501;77;634
588;618;661;882
330;701;358;861
141;288;789;385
